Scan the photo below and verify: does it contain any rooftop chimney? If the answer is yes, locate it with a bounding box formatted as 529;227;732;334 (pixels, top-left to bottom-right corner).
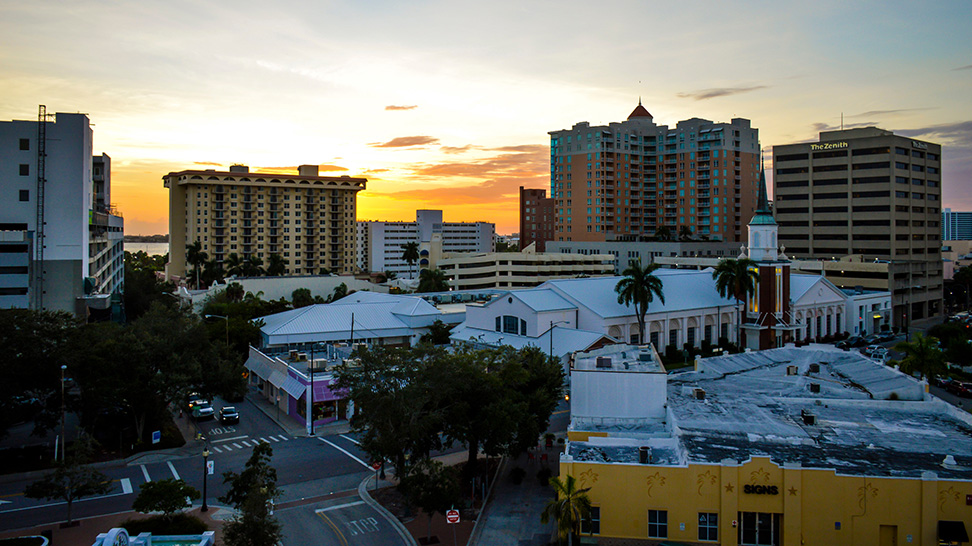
229;164;249;173
299;165;319;176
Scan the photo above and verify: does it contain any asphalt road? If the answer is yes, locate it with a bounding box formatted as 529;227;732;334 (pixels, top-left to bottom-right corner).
0;396;374;533
277;496;407;546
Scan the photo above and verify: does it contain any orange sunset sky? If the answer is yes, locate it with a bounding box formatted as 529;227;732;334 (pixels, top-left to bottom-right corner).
2;1;971;235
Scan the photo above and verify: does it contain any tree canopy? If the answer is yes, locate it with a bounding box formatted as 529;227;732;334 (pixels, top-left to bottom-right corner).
335;344;564;478
24;437;111;525
132;478;199;520
418;269;449;293
220;442;283;546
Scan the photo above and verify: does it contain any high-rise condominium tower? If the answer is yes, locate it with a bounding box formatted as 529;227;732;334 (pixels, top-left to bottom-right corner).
549;102;760;243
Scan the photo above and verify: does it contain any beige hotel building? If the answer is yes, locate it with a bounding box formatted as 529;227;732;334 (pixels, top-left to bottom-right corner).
773;127;942;326
165;165;365;281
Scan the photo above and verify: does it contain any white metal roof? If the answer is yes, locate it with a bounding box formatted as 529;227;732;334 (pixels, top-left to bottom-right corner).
489;289;576;312
541;270;736;318
449;324;613;358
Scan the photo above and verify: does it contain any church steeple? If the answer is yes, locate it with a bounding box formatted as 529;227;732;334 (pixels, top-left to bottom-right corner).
747;168;779;261
627;99;653;120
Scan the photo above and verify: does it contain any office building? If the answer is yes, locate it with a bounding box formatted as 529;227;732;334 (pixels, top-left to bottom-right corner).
164;165;365;281
943;209;972;241
519;186;554;251
773;127;943;325
0;109;124;316
357;210;494;278
563;345;971;545
549;102;760;243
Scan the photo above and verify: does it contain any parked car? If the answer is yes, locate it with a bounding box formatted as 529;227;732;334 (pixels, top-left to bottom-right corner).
877;331;897;342
219;406;240;425
861;345;888;360
863;334;882;346
192;401;215;420
948;381;972;398
187;392;205;411
932;376;953;389
836;336;863;350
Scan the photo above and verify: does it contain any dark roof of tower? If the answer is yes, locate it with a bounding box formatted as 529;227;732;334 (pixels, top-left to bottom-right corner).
627;99;652;120
749;169;777;226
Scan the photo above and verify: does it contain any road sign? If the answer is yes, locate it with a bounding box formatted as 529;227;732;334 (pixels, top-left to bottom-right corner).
372;461;382;470
207;460;215;475
151;430;161;445
446;509;460;524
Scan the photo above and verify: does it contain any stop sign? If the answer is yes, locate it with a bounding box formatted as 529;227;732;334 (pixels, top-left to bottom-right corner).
446;509;460;524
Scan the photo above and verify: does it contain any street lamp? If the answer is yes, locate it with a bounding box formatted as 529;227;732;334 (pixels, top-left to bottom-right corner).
60;365;67;463
201;448;211;512
547;320;570;362
204;314;229;347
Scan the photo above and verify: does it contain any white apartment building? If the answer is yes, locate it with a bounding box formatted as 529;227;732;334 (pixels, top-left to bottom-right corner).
357;210;494;278
0;108;124;316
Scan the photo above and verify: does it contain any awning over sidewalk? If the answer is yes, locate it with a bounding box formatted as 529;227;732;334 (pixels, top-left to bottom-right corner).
939;520;969;543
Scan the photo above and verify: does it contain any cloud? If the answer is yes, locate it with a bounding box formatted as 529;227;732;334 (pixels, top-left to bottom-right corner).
318;164;348;172
362;168;389;174
385;104;418;111
810;121;880;133
369;136;440;148
897;121;972;148
370;144;549;205
676;85;768;100
850;108;936;118
441;145;475;154
488;144;548;153
193;161;222;167
954;64;972;71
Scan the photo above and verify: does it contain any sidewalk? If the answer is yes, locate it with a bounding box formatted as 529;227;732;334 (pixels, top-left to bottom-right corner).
468;446;559;546
244;388;352;438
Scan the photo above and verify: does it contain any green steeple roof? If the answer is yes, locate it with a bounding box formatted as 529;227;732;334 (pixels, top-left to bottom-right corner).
749;168;777;226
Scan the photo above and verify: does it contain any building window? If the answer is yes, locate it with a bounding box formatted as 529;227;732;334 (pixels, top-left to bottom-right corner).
704;324;713;344
581;506;600;535
502;315;519;335
687;327;696;347
699;512;718;541
19;164;29;176
738;512;781;546
19;139;29;151
648;509;668;538
18;190;28;202
650;331;659;348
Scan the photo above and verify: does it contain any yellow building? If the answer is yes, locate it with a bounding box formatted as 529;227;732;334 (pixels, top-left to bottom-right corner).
564;345;972;545
164;164;365;281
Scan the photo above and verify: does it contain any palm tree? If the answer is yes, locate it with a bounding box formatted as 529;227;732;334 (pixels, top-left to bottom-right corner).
241;255;265;277
266;254;286;277
225;282;245;303
654;226;672;242
894;332;945;380
402;242;420;279
678;225;693;241
541;475;592;546
614;260;665;345
224;253;244;277
202;258;224;286
712;258;759;348
418;268;449;293
186;240;207;288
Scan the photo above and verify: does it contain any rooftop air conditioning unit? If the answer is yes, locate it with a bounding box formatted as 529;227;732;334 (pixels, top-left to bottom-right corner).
786;365;798;376
809;363;820;373
809;383;821;393
353;343;368;352
801;410;816;425
288;350;298;360
297;353;308;361
638;351;652;362
694;388;706;400
596;356;612;369
639;446;653;464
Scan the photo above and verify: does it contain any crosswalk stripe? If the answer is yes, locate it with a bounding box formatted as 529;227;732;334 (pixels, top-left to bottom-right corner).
339;434;361;446
318;437;371;470
268;436;280;442
167;461;180;480
212;446;222;453
233;443;242;449
278;435;289;441
140;465;150;482
242;440;252;447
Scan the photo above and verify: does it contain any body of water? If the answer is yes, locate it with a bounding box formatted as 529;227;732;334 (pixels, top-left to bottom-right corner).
125;241;169;256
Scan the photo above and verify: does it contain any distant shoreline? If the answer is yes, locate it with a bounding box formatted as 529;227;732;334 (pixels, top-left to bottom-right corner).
124;235;169;243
